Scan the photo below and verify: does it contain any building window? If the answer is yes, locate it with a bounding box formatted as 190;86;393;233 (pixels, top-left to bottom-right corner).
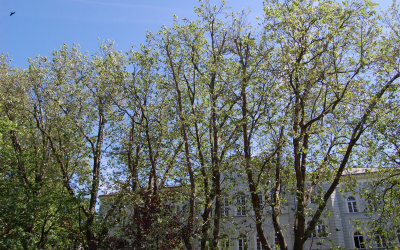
238;236;247;250
316;221;327;238
366;198;381;212
307;220;327;238
221;196;230;217
366;199;373;212
220;235;229;250
310;194;321;205
257;237;263;250
274;233;280;248
397;230;400;244
353;231;365;249
269;189;277;214
259;194;264;215
375;234;387;249
236;193;246;216
182;204;188;214
347;197;358;213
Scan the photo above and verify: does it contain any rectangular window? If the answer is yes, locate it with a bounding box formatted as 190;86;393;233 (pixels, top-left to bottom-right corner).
375;235;386;248
237;194;246;216
354;232;365;249
238;236;247;250
221;197;230;217
397;230;400;244
310;194;321;204
220;236;229;250
274;233;280;248
307;221;327;238
257;237;263;250
347;197;358;213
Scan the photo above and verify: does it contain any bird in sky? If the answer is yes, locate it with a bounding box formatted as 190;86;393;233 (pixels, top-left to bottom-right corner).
10;12;16;16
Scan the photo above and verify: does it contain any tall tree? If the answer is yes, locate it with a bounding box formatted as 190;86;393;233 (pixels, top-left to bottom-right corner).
107;43;186;248
0;54;82;249
360;1;400;245
45;42;129;248
259;0;400;249
156;3;245;247
230;16;280;250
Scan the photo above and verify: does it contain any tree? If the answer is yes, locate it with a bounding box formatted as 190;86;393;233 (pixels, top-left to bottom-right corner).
46;42;133;249
107;42;188;248
2;0;400;249
257;0;400;249
230;15;280;250
155;3;248;247
360;2;400;245
0;54;82;249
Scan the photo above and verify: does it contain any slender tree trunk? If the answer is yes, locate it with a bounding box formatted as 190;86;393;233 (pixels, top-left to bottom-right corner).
166;42;196;249
86;105;105;250
272;138;288;250
241;84;272;250
197;120;213;249
211;79;222;249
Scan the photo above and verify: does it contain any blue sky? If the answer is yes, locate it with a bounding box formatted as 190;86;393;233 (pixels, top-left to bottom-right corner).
0;0;392;68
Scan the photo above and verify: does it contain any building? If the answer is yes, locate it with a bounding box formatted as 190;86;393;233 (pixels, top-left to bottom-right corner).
100;168;400;249
200;168;400;249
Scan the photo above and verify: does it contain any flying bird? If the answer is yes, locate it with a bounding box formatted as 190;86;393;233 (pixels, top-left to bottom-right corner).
10;12;15;16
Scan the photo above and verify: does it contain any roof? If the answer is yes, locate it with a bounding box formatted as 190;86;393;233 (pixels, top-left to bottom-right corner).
342;167;381;176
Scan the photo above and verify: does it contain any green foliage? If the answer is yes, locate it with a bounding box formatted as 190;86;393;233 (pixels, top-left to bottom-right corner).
0;55;82;249
1;0;400;249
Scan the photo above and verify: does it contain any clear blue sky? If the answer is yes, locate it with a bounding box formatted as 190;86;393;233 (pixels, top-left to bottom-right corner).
0;0;391;68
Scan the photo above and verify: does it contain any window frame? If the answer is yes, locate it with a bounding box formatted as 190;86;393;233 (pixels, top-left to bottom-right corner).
219;235;230;250
236;193;247;216
375;234;387;249
238;235;247;250
221;196;230;217
256;236;263;250
310;194;322;205
259;194;264;215
353;231;365;250
274;233;280;248
347;197;358;213
397;229;400;245
307;220;327;238
366;198;381;212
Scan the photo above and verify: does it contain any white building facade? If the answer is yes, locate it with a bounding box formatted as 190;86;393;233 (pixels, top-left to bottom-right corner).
100;168;400;249
188;169;400;249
